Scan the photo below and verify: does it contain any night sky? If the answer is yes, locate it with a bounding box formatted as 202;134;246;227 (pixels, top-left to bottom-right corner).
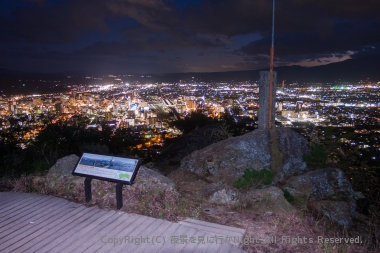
1;0;379;74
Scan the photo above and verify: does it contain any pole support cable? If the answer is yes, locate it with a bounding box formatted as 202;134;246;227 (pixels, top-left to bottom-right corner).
268;0;275;129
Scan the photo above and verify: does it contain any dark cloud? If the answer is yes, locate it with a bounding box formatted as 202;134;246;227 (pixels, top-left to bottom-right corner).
0;0;379;73
238;19;380;65
351;43;380;58
107;0;180;31
2;0;113;44
182;0;380;37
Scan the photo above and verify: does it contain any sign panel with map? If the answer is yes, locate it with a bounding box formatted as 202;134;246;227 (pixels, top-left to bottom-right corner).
72;153;141;184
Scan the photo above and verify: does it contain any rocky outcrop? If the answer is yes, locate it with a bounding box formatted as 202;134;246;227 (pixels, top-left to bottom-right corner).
284;168;357;227
133;167;175;191
276;128;309;181
180;128;309;185
45;154;82;194
180;129;271;185
154;124;226;174
46;154;81;189
240;186;297;215
283;168;356;212
201;183;239;205
178;128;361;227
308;200;353;227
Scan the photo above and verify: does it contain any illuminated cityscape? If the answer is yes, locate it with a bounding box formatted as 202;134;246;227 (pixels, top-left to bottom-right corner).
1;76;379;165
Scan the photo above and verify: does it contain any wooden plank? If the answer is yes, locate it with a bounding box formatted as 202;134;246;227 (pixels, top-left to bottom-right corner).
19;207;102;253
0;196;73;228
0;192;24;204
92;215;150;252
177;223;242;244
50;212;126;253
177;229;213;253
155;225;194;253
167;226;198;253
0;192;42;204
96;215;160;252
226;244;247;253
179;218;245;235
39;209;116;253
0;198;75;240
178;219;245;246
113;218;169;253
133;220;174;253
0;192;26;201
1;205;88;252
0;193;246;253
0;193;44;214
204;236;226;253
216;243;234;253
139;223;181;253
0;205;87;252
0;195;55;223
84;214;151;252
73;213;138;253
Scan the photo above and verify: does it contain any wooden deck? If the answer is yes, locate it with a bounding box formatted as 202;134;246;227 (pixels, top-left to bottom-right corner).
0;192;246;253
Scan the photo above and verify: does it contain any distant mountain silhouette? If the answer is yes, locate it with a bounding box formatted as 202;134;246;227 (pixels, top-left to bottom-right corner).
0;55;379;95
155;55;380;84
0;68;25;75
274;55;380;83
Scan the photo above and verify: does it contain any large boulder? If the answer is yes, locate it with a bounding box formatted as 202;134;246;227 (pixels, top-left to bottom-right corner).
180;128;309;185
283;168;358;227
283;168;356;212
46;154;81;189
133;166;175;191
46;155;176;195
47;154;80;176
276;128;309;181
308;200;353;227
201;183;240;205
240;186;297;215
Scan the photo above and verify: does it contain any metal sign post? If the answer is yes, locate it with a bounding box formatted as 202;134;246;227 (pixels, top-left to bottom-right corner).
73;153;141;210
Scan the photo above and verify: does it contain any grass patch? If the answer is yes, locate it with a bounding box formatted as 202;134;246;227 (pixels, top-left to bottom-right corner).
234;168;274;190
283;189;295;203
303;144;328;168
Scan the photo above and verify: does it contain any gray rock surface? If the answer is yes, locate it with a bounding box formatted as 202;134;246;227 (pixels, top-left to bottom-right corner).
276;128;309;181
241;186;297;215
283;168;356;212
47;154;80;178
134;167;176;191
46;154;81;189
201;183;239;204
308;200;353;227
180;128;309;185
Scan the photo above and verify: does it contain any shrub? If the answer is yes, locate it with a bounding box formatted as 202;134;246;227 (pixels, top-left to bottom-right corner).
303;144;327;168
234;168;274;190
283;189;295;203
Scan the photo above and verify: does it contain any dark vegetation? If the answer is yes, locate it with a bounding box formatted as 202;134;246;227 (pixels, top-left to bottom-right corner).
153;111;250;174
0;119;142;179
302;144;328;168
170;110;242;136
301;127;380;249
0;111;245;179
234;168;274;189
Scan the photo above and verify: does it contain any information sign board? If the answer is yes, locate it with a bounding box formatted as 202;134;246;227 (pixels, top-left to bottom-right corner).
72;153;141;185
